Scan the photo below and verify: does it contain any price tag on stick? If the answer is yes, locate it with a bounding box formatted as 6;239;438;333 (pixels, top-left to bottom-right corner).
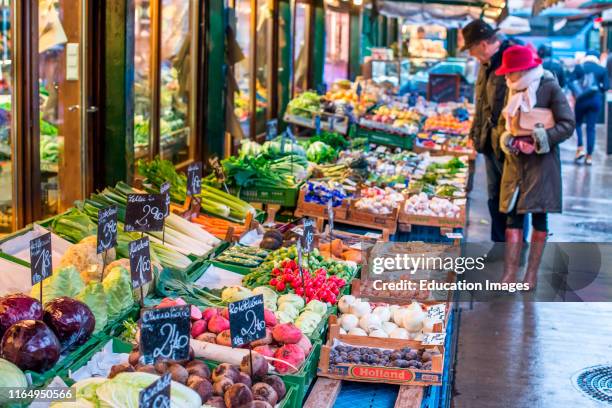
266;119;278;141
129;237;153;305
139;373;171;408
160;182;171;244
97;205;118;254
140;305;191;365
302;218;315;253
229;295;266;377
186;162;203;196
125;194;165;232
30;233;52;304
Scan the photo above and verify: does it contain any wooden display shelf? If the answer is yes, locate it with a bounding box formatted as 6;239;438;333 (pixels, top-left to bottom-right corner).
283;111;349;135
398;205;467;237
345;201;400;235
294;189;349;221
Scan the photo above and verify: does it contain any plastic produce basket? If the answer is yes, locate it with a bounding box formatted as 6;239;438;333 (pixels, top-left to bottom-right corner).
281;340;322;404
354;125;415;150
230;185;302;207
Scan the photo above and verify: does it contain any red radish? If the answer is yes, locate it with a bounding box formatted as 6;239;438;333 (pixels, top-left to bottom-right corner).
191;320;208;338
273;344;305;374
253;345;275;358
202;307;219;321
208;315;230;334
190;306;203;321
295;334;312;354
272;323;302;344
264;310;277;327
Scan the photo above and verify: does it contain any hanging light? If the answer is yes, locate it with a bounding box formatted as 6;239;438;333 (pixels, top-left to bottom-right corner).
353;0;363;5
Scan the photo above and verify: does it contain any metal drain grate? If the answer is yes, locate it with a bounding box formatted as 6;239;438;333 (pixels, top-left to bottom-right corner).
572;364;612;404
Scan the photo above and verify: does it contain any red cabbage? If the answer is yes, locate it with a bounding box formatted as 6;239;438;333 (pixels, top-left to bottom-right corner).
1;320;60;372
0;293;43;338
43;297;95;352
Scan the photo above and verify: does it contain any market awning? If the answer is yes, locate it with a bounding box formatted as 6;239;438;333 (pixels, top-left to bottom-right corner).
378;0;505;25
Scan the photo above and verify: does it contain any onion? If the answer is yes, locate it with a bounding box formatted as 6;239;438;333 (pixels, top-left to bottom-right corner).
392;308;408;326
338;295;356;314
359;314;382;333
372;306;391;322
369;329;388;338
389;328;409;339
381;321;398;335
339;314;359;332
349;301;370;318
348;328;367;336
402;308;426;332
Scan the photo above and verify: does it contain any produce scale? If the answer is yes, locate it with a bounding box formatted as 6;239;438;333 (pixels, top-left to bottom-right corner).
0;80;474;407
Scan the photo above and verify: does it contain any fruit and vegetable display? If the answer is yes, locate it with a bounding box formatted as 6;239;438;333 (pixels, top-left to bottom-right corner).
215;245;269;268
423;113;472;135
328;342;439;370
354;187;404;215
403;194;463;219
286;91;321;119
336;296;441;341
360;105;421;135
303;180;354;207
242;246;356;296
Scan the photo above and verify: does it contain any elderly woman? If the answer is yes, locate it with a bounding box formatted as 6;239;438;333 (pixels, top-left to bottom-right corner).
495;45;575;289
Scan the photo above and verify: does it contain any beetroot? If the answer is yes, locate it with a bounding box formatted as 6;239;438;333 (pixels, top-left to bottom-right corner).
272;323;302;344
202;307;219;321
261;375;286;400
196;332;217;343
216;330;232;346
224;383;253;408
253;345;275;358
191;320;208;338
205;396;227;408
240;353;268;378
273;344;305;374
252;383;278;406
251;328;272;347
208;315;230;334
190;306;202;321
264;309;277;327
0;294;43;338
295;334;312;354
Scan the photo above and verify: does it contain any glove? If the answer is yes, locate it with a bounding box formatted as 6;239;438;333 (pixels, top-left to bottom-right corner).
500;131;519;156
532;127;550;154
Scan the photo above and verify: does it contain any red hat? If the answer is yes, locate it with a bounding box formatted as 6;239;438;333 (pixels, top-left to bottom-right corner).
495;45;542;76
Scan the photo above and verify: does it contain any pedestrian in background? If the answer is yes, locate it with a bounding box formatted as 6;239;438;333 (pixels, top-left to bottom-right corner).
570;51;609;165
461;20;518;245
537;44;566;88
496;45;575;288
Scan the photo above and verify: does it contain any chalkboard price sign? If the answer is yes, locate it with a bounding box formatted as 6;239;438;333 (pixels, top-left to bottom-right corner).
302;218;315;253
266;119;278;141
160;182;171;218
186;162;202;196
140;305;191;365
97;205;118;254
129;237;153;290
30;233;52;286
125;194;165;232
229;294;266;348
139;373;171;408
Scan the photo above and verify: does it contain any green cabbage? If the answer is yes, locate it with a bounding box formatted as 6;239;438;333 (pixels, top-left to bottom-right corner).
262;139;306;159
306;141;338;164
295;311;322;335
252;286;278;310
221;286;253;303
304;299;328;316
278;302;300;320
102;267;134;320
239;140;263;158
30;266;85;305
95;372;201;408
76;282;108;333
278;293;305;310
0;358;27;406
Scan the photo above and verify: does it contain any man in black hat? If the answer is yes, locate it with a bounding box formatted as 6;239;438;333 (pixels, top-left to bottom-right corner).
462;19;517;244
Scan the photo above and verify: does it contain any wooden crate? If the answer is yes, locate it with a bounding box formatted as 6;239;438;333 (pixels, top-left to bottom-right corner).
294;188;349;221
346;201;400;235
398;204;466;236
317;333;444;386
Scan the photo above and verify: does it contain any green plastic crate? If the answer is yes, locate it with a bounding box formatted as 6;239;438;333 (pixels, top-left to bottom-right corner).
230;185;301;207
280;340;322;404
355;126;415;150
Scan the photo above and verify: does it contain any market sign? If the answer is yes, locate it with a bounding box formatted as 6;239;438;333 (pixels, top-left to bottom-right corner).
97;205;118;254
186;162;202;196
228;294;266;348
427;74;460;104
266;119;278;141
160;182;171;218
125;194;165;232
140;305;191;365
30;233;52;286
302;218;315;253
129;237;153;290
139;373;171;408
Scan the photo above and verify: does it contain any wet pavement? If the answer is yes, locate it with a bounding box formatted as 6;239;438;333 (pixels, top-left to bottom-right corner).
454;127;612;407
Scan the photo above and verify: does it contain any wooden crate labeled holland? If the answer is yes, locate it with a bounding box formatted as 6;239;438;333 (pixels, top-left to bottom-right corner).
317;333;444;386
294;188;349;220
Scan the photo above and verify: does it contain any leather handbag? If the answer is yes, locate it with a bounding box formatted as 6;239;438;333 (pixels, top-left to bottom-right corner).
510;107;555;136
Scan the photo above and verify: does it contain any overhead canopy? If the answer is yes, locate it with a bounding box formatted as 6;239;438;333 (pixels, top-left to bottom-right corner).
377;0;505;25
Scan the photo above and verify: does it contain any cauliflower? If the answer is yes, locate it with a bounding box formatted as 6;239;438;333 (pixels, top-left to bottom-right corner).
59;236;116;283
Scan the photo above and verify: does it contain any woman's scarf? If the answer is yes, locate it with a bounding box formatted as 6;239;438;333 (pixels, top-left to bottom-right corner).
504;65;544;132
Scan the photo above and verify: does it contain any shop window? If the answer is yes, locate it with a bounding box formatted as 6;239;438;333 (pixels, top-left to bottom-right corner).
0;0;13;234
292;2;310;96
324;10;349;87
234;0;252;137
134;0;152;161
